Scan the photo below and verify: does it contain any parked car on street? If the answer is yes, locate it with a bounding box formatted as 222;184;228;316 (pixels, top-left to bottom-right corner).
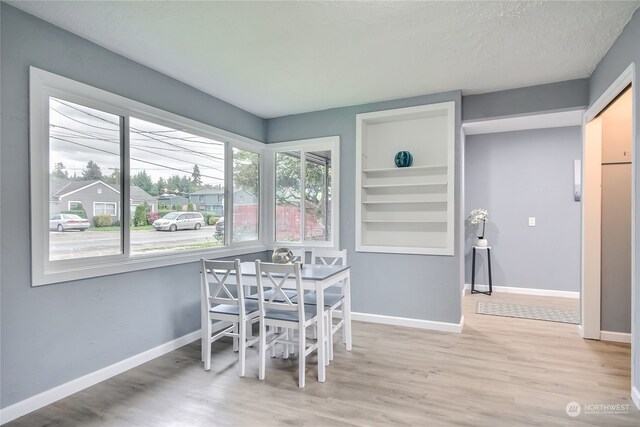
153;211;205;232
215;216;224;234
49;213;90;232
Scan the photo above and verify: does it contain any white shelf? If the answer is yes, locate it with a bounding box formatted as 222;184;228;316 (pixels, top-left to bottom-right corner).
362;199;446;205
362;182;447;189
362;219;447;223
355;101;455;256
363;165;447;173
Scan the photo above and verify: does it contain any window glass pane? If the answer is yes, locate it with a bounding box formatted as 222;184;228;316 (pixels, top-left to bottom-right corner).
304;151;332;241
129;117;225;255
49;97;122;261
233;148;260;242
275;151;301;242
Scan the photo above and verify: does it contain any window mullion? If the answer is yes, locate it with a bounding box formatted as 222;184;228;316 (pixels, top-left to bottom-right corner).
224;141;233;247
324;160;329;241
300;151;306;244
122;116;131;257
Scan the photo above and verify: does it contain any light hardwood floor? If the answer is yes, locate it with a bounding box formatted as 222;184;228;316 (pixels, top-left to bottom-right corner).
7;292;639;426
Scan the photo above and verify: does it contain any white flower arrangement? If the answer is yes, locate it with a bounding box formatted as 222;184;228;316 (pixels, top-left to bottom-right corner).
468;208;488;239
468;208;488;225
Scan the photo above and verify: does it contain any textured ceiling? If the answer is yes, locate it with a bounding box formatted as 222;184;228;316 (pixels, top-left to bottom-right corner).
8;1;640;118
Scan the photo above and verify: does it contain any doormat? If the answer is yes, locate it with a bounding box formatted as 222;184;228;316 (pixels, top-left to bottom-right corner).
476;301;580;324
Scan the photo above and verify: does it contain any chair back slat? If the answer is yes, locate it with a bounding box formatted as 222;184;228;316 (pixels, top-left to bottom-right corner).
201;259;245;312
311;248;347;266
255;261;305;320
291;249;306;264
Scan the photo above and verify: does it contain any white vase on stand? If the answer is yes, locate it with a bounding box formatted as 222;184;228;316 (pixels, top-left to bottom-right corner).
476;220;488;247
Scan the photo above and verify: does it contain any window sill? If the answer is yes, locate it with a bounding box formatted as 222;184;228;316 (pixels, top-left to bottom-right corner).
33;244;268;287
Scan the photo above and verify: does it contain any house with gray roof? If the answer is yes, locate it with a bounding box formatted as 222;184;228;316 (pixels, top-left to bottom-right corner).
50;179;157;225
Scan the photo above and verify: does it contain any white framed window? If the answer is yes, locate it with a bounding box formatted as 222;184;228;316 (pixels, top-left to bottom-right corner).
67;201;82;210
269;136;340;249
94;202;117;216
30;67;266;285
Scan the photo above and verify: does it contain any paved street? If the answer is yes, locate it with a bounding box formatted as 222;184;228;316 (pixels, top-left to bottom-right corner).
49;226;223;260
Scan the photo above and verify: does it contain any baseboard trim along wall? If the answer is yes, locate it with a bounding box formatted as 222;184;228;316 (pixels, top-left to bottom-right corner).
599;330;632;343
0;330;201;425
632;386;640;410
463;284;580;299
336;311;464;333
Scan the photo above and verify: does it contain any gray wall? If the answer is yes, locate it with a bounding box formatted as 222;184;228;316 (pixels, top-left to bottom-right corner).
0;4;266;408
464;127;582;292
462;79;589;122
267;92;464;325
588;7;640;400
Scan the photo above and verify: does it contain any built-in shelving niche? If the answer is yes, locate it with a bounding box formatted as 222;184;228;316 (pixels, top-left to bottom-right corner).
355;102;455;255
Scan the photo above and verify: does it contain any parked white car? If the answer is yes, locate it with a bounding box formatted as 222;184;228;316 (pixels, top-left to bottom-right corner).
153;212;205;232
49;213;90;232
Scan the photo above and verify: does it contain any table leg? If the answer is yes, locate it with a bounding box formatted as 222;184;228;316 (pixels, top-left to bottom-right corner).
487;248;493;295
343;273;352;351
471;247;476;293
316;287;326;383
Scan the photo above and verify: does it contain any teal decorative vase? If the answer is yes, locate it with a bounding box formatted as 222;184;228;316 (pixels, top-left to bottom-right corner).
394;151;413;168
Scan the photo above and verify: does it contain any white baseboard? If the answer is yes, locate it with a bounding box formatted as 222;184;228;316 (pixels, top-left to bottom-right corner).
632;386;640;410
463;284;579;299
0;330;201;425
335;310;463;333
577;324;584;337
600;330;632;343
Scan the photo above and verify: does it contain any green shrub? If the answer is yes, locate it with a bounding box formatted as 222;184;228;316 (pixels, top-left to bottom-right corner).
61;209;86;219
94;215;112;227
208;216;220;226
134;205;147;227
64;203;87;218
187;202;195;211
158;209;172;219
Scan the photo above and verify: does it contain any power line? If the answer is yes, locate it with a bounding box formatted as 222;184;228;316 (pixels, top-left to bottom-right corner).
54;99;227;148
50;124;225;171
50;136;223;182
49;111;225;164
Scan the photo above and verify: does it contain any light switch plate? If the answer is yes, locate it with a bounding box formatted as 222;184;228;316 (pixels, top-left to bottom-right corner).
528;217;536;227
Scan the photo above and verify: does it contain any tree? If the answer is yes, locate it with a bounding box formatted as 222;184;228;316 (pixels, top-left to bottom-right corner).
167;174;192;195
271;152;330;237
233;150;259;196
274;153;301;206
82;160;103;180
134;204;147;227
52;162;68;179
75;202;88;219
132;170;154;194
191;164;202;187
105;168;120;185
156;177;167;195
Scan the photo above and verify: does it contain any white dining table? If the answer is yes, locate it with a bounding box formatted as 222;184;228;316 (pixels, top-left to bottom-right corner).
238;261;352;382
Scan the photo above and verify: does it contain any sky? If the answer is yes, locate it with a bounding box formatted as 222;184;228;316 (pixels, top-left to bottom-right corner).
49;97;225;185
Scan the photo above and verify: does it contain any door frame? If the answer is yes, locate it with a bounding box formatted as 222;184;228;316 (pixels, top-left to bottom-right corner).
581;61;636;383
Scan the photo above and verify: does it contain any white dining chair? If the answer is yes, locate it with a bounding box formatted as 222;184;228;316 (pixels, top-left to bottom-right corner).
246;249;306;303
254;260;327;388
300;248;347;362
200;258;260;376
